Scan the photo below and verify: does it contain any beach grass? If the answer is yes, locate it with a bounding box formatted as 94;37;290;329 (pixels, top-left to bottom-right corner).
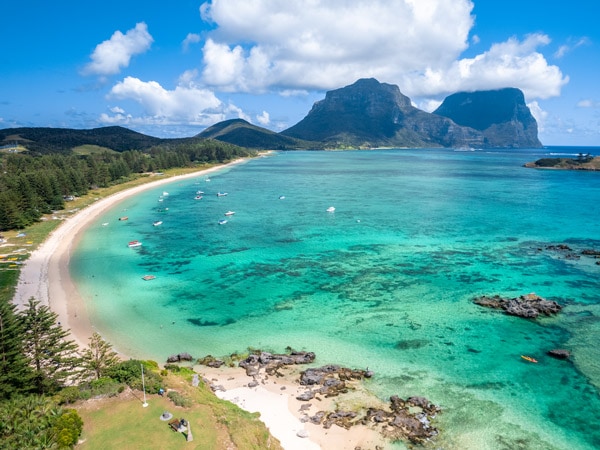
76;372;282;450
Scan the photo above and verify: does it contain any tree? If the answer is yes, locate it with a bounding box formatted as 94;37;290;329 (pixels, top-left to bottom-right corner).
0;299;33;399
80;332;120;380
19;297;81;394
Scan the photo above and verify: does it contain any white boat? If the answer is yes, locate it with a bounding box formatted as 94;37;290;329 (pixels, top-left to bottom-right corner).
194;195;203;200
162;191;169;196
153;221;163;226
327;206;336;212
102;222;109;226
279;195;285;200
224;211;235;216
196;190;205;195
128;240;142;248
217;192;228;197
219;219;228;225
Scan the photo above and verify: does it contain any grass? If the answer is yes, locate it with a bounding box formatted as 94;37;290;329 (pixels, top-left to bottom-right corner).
76;372;283;450
72;145;119;155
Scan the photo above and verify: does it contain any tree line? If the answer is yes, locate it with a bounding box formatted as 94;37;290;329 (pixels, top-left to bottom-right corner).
0;296;164;448
0;140;254;231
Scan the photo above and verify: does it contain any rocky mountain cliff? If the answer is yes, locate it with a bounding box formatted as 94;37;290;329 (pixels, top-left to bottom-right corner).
433;88;541;148
281;78;487;148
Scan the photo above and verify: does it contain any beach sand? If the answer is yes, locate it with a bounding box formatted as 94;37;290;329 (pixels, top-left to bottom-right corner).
12;158;390;450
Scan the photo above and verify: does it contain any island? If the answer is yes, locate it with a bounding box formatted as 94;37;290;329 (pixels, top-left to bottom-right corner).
524;153;600;170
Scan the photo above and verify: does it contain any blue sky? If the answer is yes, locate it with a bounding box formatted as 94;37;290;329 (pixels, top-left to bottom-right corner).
1;0;598;146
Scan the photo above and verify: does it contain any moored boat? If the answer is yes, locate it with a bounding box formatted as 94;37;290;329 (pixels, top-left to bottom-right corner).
217;192;228;196
224;211;235;216
327;206;336;212
153;221;163;226
142;275;156;281
128;240;142;248
521;355;538;363
194;195;203;200
218;219;228;225
119;216;128;221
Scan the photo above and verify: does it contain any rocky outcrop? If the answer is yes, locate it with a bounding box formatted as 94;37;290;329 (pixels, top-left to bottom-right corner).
166;352;193;363
433;88;542;148
547;349;570;360
474;293;562;318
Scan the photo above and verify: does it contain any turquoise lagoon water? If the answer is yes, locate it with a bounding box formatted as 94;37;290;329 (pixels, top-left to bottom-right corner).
72;149;600;449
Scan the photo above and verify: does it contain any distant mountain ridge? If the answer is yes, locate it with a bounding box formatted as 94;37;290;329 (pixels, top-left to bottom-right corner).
200;79;541;149
1;79;542;152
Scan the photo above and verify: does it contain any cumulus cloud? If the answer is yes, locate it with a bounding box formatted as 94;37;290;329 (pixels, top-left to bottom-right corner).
527;101;547;132
199;0;474;92
256;111;270;126
182;33;201;52
82;23;153;76
576;99;600;108
101;76;248;126
197;1;567;102
404;34;568;99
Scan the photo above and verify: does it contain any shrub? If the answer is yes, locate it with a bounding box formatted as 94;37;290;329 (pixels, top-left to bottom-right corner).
52;409;83;448
56;386;81;405
167;390;193;408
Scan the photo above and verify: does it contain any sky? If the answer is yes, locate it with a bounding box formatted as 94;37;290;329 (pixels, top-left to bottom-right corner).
1;0;599;146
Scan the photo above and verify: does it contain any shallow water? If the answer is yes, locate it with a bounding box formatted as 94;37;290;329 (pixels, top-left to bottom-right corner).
72;149;600;449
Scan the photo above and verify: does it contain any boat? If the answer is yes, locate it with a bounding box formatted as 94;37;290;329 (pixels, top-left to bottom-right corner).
279;195;285;200
102;222;109;226
217;192;228;196
521;355;538;363
119;216;128;221
153;221;163;226
326;206;336;212
224;211;235;216
196;190;205;195
142;275;156;281
205;177;211;182
218;219;228;225
194;195;203;200
128;240;142;248
162;191;169;196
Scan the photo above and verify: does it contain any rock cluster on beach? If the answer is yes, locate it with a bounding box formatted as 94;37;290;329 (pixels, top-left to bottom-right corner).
198;349;441;446
474;293;562;318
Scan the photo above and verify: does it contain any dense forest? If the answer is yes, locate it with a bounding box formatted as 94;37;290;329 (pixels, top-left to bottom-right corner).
0;140;254;231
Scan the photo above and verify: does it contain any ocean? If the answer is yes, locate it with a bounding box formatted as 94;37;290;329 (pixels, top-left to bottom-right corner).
71;148;600;449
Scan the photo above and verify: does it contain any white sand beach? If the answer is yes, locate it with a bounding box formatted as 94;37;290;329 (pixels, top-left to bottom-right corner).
12;158;388;450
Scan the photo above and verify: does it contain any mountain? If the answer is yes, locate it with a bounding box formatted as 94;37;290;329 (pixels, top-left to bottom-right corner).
281;78;485;148
197;119;319;150
0;126;166;154
433;88;542;148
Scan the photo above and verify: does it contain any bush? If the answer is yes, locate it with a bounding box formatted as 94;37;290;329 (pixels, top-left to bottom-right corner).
105;360;163;393
167;390;193;408
52;409;83;448
56;386;81;405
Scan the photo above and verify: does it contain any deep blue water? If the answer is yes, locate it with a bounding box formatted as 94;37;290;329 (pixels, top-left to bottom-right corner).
72;148;600;449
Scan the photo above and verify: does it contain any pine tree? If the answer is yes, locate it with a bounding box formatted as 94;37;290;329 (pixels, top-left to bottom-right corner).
0;299;33;399
80;332;120;380
19;297;81;394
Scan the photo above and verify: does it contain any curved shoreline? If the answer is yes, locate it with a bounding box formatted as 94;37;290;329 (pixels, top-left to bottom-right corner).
12;156;387;450
14;160;248;349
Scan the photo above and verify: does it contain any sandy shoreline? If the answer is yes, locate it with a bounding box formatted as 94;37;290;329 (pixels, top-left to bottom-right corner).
12;157;388;450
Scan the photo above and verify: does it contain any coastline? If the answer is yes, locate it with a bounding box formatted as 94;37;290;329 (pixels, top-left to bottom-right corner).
12;156;389;450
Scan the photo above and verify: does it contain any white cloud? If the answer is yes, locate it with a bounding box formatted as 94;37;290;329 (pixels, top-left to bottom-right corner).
182;33;201;52
82;23;153;76
404;34;568;99
527;101;547;132
577;99;600;108
101;76;251;127
199;0;474;92
197;1;567;102
554;37;589;59
256;111;270;126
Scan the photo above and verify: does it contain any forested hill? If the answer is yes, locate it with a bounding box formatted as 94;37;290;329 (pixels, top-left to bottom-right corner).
0;126;213;154
0;134;253;231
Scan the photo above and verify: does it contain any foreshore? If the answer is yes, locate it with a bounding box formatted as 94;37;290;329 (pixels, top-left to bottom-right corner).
12;157;389;450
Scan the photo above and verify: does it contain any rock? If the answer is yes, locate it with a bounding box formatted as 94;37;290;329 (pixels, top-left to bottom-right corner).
296;390;315;401
247;380;259;388
296;429;310;438
474;293;562;319
547;349;570;360
166;352;194;363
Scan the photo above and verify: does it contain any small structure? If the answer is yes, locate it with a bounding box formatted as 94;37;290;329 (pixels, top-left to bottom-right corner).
160;411;173;421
